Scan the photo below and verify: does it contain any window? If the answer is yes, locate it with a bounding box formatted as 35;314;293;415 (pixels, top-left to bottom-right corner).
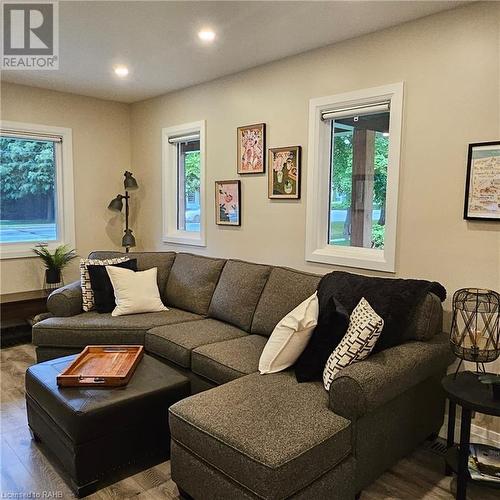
177;139;201;232
306;83;403;272
329;114;389;249
162;121;205;246
0;121;75;259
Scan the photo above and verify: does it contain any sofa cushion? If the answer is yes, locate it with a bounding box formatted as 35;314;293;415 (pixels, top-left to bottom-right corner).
32;308;202;348
88;251;176;301
145;319;246;368
404;292;443;341
169;371;351;499
208;260;271;331
165;253;226;315
191;335;267;385
251;267;321;336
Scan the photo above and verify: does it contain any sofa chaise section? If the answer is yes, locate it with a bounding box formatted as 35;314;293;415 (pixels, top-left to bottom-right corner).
170;334;451;499
169;371;354;500
171;441;355;500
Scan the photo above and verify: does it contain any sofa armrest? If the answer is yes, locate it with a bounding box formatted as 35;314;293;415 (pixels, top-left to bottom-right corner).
46;280;83;317
328;333;453;420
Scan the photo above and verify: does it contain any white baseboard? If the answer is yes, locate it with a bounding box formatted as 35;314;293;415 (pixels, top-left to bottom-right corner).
470;422;500;447
438;419;500;447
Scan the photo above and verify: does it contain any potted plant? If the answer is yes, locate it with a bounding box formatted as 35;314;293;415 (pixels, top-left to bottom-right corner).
33;244;77;284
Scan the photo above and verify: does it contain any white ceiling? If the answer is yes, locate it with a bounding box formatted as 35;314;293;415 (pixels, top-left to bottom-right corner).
1;1;467;103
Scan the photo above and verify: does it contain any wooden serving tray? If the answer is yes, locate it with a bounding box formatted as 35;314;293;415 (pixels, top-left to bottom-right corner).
57;345;144;387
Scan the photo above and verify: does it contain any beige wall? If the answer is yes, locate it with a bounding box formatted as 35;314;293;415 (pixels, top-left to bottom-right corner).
0;83;131;293
131;3;500;319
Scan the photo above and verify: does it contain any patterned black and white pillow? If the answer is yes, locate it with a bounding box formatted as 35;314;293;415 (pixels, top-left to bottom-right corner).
323;297;384;391
80;257;129;311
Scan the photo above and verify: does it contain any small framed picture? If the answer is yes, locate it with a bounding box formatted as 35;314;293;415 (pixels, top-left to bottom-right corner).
268;146;301;199
464;141;500;221
237;123;266;174
215;180;241;226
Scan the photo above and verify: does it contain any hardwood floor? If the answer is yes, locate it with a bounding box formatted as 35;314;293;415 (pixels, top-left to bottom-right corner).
1;343;497;500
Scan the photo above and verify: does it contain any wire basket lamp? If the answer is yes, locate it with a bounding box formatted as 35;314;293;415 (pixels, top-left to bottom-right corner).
450;288;500;380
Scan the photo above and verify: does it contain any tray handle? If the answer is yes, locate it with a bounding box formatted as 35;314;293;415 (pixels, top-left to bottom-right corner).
78;376;107;384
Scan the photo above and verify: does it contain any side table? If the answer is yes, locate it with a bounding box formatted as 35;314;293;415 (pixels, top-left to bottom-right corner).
442;371;500;500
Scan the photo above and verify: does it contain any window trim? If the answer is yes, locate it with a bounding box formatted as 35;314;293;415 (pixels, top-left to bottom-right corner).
305;82;404;273
0;120;75;260
162;120;206;247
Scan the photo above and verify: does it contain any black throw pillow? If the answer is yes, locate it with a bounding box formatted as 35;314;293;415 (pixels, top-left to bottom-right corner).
294;296;350;383
87;259;137;313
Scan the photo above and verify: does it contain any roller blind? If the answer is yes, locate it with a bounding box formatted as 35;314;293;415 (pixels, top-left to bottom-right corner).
168;133;200;144
0;129;62;142
321;101;390;121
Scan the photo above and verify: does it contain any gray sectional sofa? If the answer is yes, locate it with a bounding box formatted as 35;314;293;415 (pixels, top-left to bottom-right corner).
32;251;453;499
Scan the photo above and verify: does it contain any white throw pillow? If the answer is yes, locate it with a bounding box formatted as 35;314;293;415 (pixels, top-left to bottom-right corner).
259;292;319;374
80;257;129;311
323;297;384;391
105;266;168;317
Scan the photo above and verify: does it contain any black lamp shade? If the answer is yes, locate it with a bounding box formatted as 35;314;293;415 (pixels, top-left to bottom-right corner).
108;195;123;212
124;171;138;191
122;228;136;248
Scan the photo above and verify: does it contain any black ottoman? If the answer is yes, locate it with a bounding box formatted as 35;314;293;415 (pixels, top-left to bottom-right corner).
25;353;190;497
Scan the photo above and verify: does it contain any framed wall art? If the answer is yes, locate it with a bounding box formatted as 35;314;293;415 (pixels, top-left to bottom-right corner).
237;123;265;174
215;180;241;226
464;141;500;221
268;146;301;199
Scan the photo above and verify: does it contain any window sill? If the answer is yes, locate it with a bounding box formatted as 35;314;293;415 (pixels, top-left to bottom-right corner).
162;231;206;247
1;241;67;260
306;244;395;273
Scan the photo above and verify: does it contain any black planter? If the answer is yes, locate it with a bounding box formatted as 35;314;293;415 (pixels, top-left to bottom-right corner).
45;268;61;284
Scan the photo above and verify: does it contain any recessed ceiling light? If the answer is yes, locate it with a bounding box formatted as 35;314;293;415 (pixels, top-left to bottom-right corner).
198;30;216;42
114;65;129;77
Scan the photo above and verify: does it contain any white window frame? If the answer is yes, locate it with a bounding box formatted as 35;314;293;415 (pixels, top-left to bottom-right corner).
0;120;75;259
305;82;404;273
162;120;206;247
